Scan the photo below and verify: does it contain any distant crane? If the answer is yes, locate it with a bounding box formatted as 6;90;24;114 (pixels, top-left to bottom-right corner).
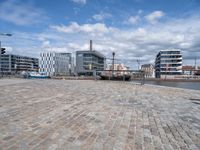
137;58;141;70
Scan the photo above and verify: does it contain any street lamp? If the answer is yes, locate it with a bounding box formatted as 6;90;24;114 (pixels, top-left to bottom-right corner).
0;33;12;77
112;52;115;78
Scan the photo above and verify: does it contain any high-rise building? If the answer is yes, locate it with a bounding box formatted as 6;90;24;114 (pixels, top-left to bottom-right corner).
39;52;72;76
0;54;38;74
155;49;182;78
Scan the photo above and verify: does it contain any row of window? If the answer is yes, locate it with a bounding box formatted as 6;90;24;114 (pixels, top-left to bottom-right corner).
160;51;180;54
160;68;181;71
161;60;182;63
160;64;182;67
161;56;182;58
40;53;54;57
160;72;182;75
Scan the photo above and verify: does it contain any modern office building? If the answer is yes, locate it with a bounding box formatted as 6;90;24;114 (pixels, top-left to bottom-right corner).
141;64;155;78
76;50;105;76
76;40;105;76
39;52;72;76
0;54;39;74
155;49;182;78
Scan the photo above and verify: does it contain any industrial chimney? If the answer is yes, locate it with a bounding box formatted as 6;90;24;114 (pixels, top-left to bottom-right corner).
90;40;92;51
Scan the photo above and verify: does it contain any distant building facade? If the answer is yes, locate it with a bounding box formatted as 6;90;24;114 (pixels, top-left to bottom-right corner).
0;54;38;74
106;63;128;71
141;64;155;78
106;63;129;75
76;50;105;76
155;49;182;78
39;52;72;76
182;66;200;76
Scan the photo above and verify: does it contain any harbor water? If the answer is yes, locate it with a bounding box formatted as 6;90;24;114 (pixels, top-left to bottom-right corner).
132;80;200;90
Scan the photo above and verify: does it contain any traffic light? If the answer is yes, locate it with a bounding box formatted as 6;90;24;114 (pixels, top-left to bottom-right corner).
1;48;6;54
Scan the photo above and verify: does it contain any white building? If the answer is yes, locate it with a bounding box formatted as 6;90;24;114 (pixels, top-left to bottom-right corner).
141;64;155;78
155;49;182;78
39;52;72;76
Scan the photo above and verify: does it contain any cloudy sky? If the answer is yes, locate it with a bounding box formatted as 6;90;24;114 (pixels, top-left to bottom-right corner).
0;0;200;69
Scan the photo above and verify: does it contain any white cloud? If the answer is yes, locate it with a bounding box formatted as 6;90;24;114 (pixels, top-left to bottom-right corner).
145;10;165;24
93;12;112;21
42;40;51;48
0;0;47;25
35;15;200;66
124;10;143;25
50;22;116;36
126;15;140;24
73;7;80;14
4;47;13;54
71;0;87;5
45;47;69;52
4;14;200;68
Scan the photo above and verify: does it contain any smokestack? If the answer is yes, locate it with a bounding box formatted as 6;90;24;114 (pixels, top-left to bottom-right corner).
90;40;92;51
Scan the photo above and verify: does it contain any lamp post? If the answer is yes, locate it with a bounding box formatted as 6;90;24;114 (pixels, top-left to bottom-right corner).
0;33;12;77
112;52;115;78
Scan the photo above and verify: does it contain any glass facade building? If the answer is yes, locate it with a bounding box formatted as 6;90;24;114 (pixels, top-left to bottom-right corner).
76;50;105;76
39;52;72;76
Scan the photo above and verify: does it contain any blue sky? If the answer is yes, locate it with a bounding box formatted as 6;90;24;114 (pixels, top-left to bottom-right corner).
0;0;200;68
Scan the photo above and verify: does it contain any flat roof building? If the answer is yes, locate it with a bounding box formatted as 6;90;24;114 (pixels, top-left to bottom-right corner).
76;50;105;76
0;54;38;74
39;52;72;76
155;49;182;78
76;40;105;76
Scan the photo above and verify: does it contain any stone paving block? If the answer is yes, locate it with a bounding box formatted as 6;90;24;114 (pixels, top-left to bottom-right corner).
0;79;200;150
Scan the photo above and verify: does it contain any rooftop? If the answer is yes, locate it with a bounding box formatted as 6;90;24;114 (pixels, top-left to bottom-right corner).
1;54;38;60
0;79;200;149
160;49;181;51
76;50;105;58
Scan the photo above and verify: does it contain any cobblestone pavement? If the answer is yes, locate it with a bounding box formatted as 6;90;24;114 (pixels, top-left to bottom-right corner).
0;79;200;150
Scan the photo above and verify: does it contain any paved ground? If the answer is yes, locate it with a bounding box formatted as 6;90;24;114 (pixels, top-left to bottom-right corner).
0;79;200;150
